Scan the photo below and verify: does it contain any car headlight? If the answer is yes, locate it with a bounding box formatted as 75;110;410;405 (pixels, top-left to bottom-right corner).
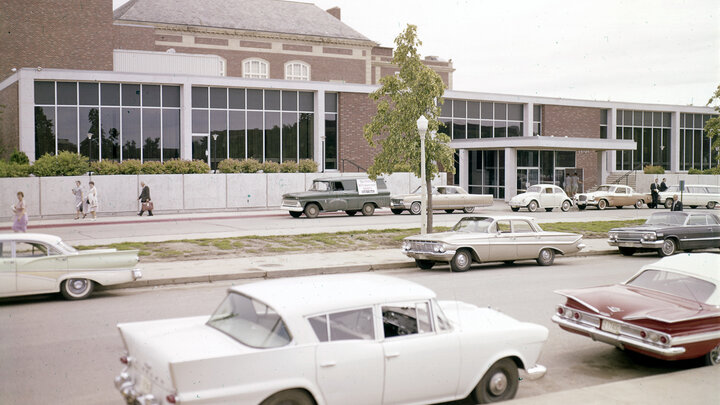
608;232;617;241
642;232;656;241
433;244;446;253
402;241;410;251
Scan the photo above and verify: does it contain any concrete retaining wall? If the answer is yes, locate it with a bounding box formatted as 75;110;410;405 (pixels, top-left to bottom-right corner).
634;173;720;191
1;172;446;219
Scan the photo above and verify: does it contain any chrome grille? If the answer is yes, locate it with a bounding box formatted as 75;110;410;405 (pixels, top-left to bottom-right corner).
616;232;643;240
407;241;438;253
578;195;587;202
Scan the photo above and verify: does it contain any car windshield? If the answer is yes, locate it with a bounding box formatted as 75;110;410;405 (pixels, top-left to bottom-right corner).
207;293;291;348
594;185;611;192
526;185;541;193
626;269;716;304
645;213;686;226
452;217;494;233
310;181;330;191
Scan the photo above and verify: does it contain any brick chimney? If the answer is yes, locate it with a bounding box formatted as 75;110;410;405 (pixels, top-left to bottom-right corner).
326;7;341;20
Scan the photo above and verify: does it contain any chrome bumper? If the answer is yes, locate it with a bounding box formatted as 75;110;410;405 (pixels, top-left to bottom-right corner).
114;370;160;405
607;240;664;249
390;201;410;209
132;268;142;281
552;315;685;357
402;250;456;261
523;364;547;380
281;200;303;212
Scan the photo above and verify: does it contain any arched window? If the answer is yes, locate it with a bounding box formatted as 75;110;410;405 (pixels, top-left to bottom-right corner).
285;61;310;81
243;58;269;79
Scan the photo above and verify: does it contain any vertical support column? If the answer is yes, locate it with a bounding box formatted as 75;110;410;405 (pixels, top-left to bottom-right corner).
181;82;193;160
314;89;326;172
597;151;607;185
523;102;534;137
607;107;617;173
458;149;469;191
671;111;680;172
18;70;36;161
504;147;517;201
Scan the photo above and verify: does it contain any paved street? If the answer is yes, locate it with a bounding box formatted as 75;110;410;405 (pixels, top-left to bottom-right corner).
1;255;715;405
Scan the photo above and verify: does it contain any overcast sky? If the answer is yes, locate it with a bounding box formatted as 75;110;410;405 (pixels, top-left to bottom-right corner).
113;0;719;107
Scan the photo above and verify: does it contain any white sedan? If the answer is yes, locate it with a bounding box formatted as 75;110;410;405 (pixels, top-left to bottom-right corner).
115;274;548;405
509;184;573;212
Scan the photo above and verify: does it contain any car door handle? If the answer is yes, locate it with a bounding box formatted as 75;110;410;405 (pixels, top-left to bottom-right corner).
319;361;336;368
385;352;400;359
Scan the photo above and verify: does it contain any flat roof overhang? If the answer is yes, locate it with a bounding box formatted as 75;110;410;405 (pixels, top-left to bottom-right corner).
450;136;636;151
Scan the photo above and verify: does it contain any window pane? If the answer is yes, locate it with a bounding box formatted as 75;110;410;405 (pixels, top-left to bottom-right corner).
192;110;208;133
57;82;77;105
122;108;141;160
468;101;480;119
57;107;77;153
229;88;245;109
308;315;329;342
600;109;607;125
467;120;479;138
210;87;227;109
192;87;208;108
508;104;522;120
440;99;452;117
283;91;298;111
122;84;140;106
643;111;652;127
229;111;246;159
481;121;492;138
555;151;575;167
163;109;181;160
247;89;263;110
652;128;661;167
265;90;280;110
453;119;466;139
247;111;263;160
453;100;466;118
79;82;99;105
34;106;55;158
162;86;180;108
79;107;99;159
141;85;160;107
265;112;280;162
653;112;661;127
210;110;228;168
325;114;337;169
34;81;55;105
142;109;161;161
324;93;337;113
494;103;506;120
101;83;120;106
329;308;375;341
299;92;314;111
100;108;120;160
299;112;314;161
382;306;419;338
534;105;542;122
481;102;493;119
494;121;506;137
282;112;298;162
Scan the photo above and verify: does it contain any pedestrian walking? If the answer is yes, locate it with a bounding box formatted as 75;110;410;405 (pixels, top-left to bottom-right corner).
72;180;84;220
137;182;153;216
11;191;28;232
650;178;660;209
86;181;98;220
564;173;571;196
569;172;580;197
670;194;683;211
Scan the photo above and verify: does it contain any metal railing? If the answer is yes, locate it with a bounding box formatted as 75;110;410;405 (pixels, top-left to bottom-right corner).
611;164;643;186
341;158;366;172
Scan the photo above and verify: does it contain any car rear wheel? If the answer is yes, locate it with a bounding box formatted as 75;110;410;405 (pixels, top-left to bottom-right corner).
289;211;302;218
635;200;644;209
536;248;555;266
707;201;717;209
597;199;608;210
664;198;674;209
690;205;697;209
361;203;375;216
61;278;94;300
445;209;455;214
415;259;435;270
510;207;520;212
619;247;636;256
260;389;314;405
345;210;357;216
658;238;677;256
471;358;519;404
503;260;514;265
704;343;720;366
463;207;475;213
450;249;473;272
391;208;404;215
303;203;319;218
561;200;571;212
616;205;623;209
527;200;538;212
410;201;421;215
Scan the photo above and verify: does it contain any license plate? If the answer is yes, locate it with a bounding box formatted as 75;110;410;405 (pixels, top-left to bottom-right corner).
137;374;152;394
601;319;622;334
617;242;638;247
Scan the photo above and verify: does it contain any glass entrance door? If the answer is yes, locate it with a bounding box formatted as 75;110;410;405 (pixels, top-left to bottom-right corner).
516;168;539;193
192;135;209;167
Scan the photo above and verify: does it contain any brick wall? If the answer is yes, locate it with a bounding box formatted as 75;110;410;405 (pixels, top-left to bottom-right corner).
113;24;156;51
0;0;114;82
0;83;20;159
338;92;379;171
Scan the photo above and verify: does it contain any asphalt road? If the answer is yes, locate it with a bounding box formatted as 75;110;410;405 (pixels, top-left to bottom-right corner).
1;254;707;405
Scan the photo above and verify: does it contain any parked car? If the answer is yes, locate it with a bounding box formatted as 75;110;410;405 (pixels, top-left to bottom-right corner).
114;273;548;405
552;254;720;366
574;184;651;210
401;216;585;271
281;177;391;218
508;184;573;212
658;184;720;209
390;185;492;215
0;233;141;300
608;211;720;256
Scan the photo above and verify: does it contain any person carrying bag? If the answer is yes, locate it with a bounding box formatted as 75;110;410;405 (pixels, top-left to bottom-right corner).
138;181;153;216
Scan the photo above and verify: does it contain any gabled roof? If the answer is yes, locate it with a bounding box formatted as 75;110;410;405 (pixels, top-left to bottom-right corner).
114;0;373;43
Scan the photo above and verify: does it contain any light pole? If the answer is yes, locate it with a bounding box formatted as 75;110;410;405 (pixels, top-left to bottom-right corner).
417;115;428;234
87;133;93;162
211;133;218;172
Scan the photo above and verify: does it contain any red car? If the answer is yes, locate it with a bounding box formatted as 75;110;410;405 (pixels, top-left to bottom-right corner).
552;254;720;366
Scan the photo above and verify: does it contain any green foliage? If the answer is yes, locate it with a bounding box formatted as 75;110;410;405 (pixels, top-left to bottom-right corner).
141;161;166;174
688;166;720;175
9;150;29;165
706;84;720;164
118;159;143;174
238;158;262;173
163;159;191;174
217;158;242;173
188;159;210;174
363;24;453;182
298;159;318;173
90;160;120;175
0;161;32;177
261;161;280;173
279;161;299;173
32;151;89;176
643;165;665;174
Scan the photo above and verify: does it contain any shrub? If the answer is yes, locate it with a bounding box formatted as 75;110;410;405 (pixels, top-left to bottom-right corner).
188;159;210;174
32;151;89;176
643;165;664;174
261;161;280;173
119;159;143;174
279;161;299;173
688;166;720;175
163;159;191;174
688;168;701;174
238;158;262;173
298;159;318;173
90;160;120;175
217;159;242;173
141;161;166;174
0;161;32;177
9;150;29;165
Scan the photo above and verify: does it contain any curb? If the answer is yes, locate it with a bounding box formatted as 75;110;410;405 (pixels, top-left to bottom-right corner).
102;249;617;291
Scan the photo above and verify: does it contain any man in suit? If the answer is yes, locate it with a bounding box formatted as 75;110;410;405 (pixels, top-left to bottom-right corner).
650;178;659;208
659;178;668;192
670;194;683;211
138;182;153;216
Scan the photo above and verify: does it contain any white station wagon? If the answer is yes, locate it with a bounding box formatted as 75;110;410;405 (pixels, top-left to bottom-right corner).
658;184;720;209
115;274;548;405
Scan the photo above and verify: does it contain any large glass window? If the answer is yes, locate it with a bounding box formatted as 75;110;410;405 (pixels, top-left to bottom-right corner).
325;93;337;170
615;109;672;170
680;113;718;170
285;61;310;81
441;99;523;139
468;150;505;198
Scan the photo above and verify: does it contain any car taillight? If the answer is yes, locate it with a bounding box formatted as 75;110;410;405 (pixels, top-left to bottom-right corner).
573;312;581;320
557;307;564;315
640;331;647;338
660;336;668;344
166;394;177;404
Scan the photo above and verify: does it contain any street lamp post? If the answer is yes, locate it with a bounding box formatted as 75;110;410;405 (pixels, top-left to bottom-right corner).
87;133;93;161
212;134;218;172
417;115;428;234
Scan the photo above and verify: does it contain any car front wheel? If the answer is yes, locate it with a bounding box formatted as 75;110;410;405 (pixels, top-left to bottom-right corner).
707;201;717;209
463;207;475;213
527;200;538;212
361;203;375;216
345;210;357;216
450;249;473;272
577;204;586;210
415;259;435;270
260;390;314;405
619;247;636;256
597;199;608;210
472;358;519;404
635;200;644;209
510;207;520;212
289;211;302;218
391;208;404;215
664;198;674;209
445;209;455;214
410;201;421;215
658;238;677;256
561;200;571;212
304;203;319;218
61;278;94;300
704;343;720;366
536;248;555;266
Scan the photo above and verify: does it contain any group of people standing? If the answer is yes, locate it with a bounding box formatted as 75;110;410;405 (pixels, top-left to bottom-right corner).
72;180;99;220
650;177;683;211
564;172;582;197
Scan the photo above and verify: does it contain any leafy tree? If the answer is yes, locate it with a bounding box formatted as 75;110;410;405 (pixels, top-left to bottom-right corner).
705;84;720;167
363;24;454;233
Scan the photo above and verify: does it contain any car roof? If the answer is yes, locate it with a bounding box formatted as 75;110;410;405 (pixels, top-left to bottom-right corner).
312;177;381;182
0;233;62;244
460;215;536;222
230;274;435;317
632;254;720;305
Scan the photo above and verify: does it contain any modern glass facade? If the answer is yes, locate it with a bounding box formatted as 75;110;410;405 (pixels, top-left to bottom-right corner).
517;150;576;192
468;150;505;198
615;110;671;170
34;81;181;161
324;93;337;170
439;99;524;139
680;113;718;170
191;87;314;168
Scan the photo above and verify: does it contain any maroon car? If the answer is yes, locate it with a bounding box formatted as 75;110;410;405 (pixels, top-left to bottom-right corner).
552;253;720;366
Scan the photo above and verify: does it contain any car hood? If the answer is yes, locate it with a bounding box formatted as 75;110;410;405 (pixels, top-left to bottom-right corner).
610;224;669;232
555;284;709;323
577;191;605;199
509;192;540;203
391;193;420;200
439;300;548;339
405;231;489;242
282;191;322;199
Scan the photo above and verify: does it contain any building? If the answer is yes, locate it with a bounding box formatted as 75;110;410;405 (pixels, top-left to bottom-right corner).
0;0;716;200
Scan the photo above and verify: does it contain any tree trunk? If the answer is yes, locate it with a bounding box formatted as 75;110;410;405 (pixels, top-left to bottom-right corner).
426;177;433;233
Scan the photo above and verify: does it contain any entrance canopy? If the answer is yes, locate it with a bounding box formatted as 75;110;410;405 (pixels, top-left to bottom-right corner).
450;136;635;151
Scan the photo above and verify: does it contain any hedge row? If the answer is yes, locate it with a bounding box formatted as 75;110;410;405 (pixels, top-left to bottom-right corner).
688;166;720;175
217;158;318;173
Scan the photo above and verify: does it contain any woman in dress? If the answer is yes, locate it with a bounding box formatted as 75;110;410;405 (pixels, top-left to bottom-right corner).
12;191;28;232
86;181;98;220
72;180;84;220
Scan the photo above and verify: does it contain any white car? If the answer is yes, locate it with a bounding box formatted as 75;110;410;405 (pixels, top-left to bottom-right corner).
390;185;493;215
115;274;548;405
509;184;573;212
659;184;720;209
